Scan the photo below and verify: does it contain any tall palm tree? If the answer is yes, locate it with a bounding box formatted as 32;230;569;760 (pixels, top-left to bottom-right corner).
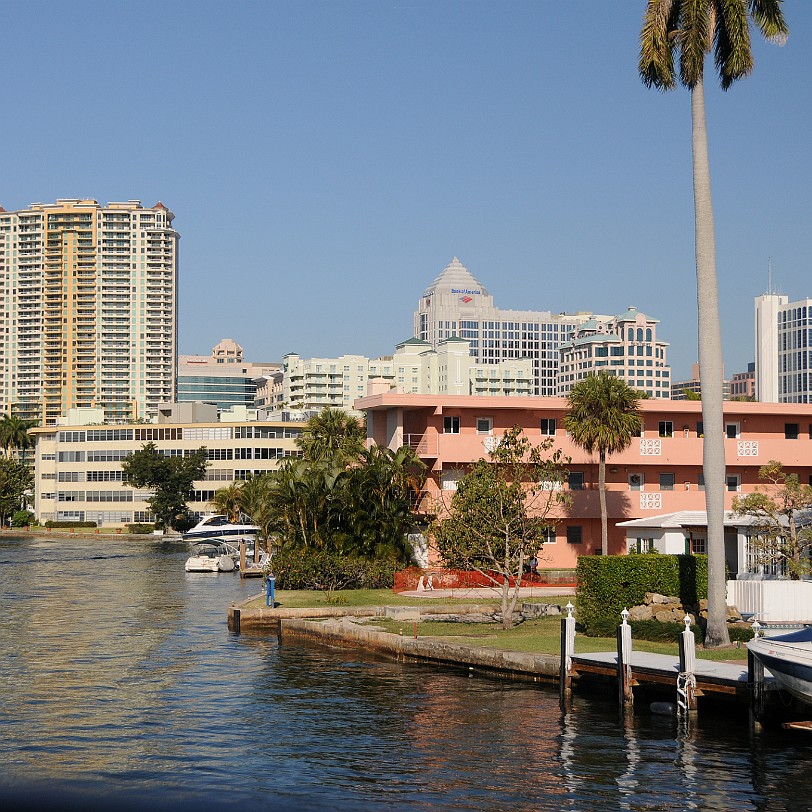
0;415;36;459
564;373;642;556
639;0;787;647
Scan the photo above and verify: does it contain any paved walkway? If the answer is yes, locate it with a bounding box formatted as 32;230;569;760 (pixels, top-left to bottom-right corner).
398;585;576;599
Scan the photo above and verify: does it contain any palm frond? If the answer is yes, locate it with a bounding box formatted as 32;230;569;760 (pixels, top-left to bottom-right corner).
749;0;789;44
715;0;753;89
679;0;711;87
640;0;679;89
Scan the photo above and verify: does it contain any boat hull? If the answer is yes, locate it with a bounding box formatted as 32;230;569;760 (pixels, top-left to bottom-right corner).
748;634;812;706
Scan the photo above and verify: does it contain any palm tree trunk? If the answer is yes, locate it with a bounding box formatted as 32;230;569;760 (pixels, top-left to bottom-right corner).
599;451;608;556
692;79;730;647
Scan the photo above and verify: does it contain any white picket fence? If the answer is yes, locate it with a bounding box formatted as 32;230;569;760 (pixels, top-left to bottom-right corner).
728;579;812;622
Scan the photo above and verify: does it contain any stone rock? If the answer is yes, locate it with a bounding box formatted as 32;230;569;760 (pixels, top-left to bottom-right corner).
653;607;679;623
726;605;743;622
699;599;709;611
628;604;653;621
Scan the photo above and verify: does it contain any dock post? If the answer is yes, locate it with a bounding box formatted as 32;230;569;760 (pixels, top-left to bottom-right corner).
749;620;764;732
559;602;576;711
617;608;634;712
239;541;246;573
677;614;698;715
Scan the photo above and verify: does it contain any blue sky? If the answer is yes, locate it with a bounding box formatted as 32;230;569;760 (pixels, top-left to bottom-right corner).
2;1;809;380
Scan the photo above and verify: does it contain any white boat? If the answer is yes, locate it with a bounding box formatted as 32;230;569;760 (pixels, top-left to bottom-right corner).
184;541;237;573
183;514;260;544
747;626;812;705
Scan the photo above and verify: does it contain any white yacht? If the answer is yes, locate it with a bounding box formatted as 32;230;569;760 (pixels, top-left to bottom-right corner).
183;514;260;544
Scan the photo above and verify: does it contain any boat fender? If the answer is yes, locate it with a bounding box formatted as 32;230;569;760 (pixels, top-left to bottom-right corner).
650;702;677;716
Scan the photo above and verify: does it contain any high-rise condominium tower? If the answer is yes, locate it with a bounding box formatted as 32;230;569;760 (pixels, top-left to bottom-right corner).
0;199;178;424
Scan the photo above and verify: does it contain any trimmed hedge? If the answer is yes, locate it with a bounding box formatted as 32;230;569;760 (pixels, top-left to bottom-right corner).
44;520;97;529
266;548;396;590
583;616;754;645
126;523;155;534
576;554;708;630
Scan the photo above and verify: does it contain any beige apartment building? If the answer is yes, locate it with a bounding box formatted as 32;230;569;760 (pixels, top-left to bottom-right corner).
31;405;303;527
260;337;533;416
0;199;178;424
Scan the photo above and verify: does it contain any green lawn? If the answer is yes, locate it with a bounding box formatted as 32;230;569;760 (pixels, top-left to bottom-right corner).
244;588;750;662
360;616;749;661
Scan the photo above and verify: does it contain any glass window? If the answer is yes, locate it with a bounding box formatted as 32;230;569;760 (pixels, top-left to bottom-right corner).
785;423;800;440
659;473;675;491
568;472;584;490
628;472;643;491
476;417;492;435
540;418;556;436
658;421;673;437
726;474;740;492
725;423;739;439
566;526;583;544
443;416;460;434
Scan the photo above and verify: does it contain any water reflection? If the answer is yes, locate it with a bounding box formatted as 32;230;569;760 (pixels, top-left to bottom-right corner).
2;536;812;810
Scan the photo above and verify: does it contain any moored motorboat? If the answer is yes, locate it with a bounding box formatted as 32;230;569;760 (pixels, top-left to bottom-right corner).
183;514;260;544
747;626;812;706
184;542;237;573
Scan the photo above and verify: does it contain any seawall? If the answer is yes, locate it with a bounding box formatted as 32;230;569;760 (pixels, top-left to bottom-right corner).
228;599;560;683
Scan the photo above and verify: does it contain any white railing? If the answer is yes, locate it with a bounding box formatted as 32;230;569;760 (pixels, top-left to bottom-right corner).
728;579;812;622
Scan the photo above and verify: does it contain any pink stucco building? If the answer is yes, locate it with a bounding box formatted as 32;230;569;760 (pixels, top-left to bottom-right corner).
358;391;812;570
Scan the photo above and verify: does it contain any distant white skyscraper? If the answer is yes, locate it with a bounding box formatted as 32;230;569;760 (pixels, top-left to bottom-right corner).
755;292;812;403
414;257;601;395
0;199;178;424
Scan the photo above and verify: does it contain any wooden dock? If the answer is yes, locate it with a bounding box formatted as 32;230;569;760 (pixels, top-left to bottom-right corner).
570;650;752;701
557;605;798;727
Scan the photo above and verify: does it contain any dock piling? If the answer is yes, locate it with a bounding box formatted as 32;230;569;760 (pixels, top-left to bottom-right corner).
677;615;698;715
559;602;576;711
617;609;634;712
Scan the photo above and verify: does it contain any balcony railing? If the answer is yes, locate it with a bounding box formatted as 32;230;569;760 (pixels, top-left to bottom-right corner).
403;433;439;457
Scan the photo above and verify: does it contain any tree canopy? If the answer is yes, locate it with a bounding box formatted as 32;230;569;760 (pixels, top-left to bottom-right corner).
0;457;34;525
121;442;208;530
732;461;812;581
433;426;571;628
295;408;366;463
0;415;36;459
236;410;427;565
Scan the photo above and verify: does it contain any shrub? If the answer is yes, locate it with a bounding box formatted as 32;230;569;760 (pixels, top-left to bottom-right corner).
126;523;155;534
11;510;36;527
576;554;708;630
43;520;97;529
266;548;396;590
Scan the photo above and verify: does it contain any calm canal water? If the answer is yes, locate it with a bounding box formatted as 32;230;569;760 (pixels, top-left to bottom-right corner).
1;535;810;811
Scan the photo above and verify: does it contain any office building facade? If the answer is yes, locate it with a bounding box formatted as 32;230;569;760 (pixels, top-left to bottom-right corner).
414;258;602;396
557;308;671;398
178;338;280;412
755;293;812;403
0;199;178;424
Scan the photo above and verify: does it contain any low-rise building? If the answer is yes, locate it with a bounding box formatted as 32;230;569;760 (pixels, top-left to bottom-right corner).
31;410;303;527
358;391;812;569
